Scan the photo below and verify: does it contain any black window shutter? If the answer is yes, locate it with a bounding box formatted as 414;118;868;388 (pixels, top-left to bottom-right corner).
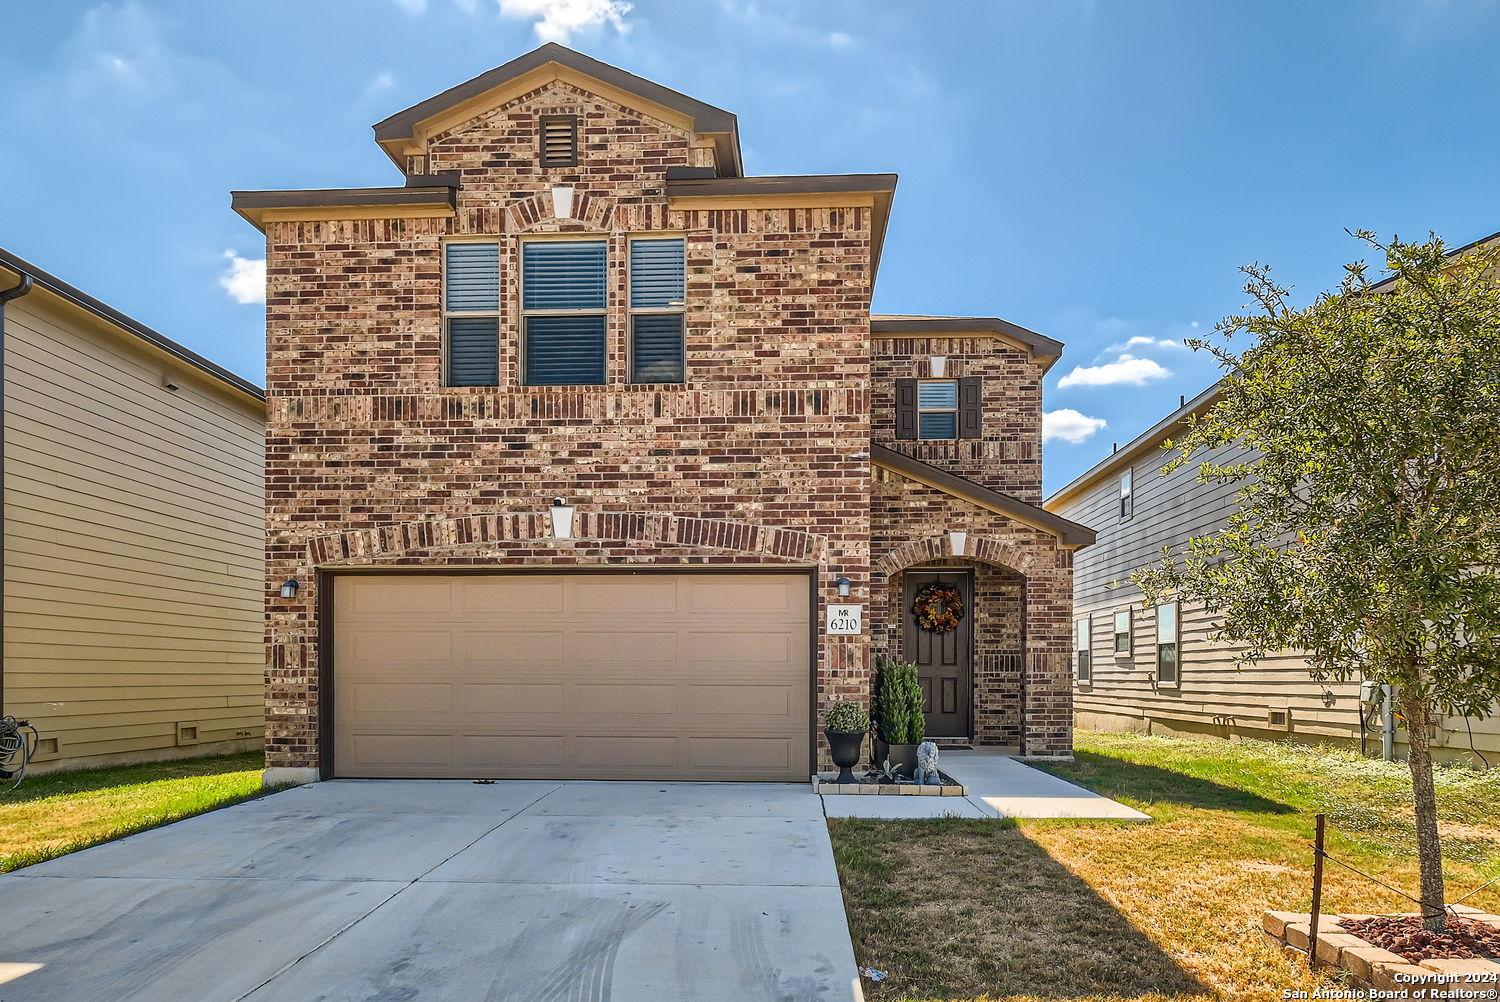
959;376;983;439
895;378;918;440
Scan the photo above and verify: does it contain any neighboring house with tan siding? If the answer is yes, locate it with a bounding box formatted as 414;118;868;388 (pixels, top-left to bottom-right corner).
1046;378;1500;767
0;247;266;773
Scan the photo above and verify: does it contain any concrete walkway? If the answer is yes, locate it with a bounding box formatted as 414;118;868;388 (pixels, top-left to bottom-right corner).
0;780;864;1002
821;749;1150;821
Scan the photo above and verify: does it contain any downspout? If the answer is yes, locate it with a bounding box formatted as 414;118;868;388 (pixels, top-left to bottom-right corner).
0;271;35;717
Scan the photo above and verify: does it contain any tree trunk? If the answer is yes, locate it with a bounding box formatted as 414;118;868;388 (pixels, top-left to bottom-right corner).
1401;691;1447;932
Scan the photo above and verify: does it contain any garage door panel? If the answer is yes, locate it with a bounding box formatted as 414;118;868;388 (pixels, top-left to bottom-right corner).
458;682;564;714
461;577;564;613
689;684;793;716
334;573;810;781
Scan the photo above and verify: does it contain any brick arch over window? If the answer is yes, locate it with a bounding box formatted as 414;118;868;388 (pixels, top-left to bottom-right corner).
875;533;1037;578
506;190;617;233
306;512;828;565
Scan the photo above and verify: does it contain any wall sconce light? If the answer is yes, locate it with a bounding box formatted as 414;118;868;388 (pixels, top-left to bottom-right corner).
549;497;575;539
279;579;299;599
551;184;575;219
835;576;852;598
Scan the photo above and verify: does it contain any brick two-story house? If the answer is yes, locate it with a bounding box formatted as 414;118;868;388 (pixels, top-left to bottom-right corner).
233;44;1093;785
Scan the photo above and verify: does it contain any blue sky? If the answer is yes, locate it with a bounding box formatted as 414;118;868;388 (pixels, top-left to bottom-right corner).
3;0;1498;493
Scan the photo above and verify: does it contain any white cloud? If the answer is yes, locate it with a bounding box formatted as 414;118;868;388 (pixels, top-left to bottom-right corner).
1107;334;1187;353
391;0;428;11
219;252;266;305
1043;409;1108;444
1056;354;1172;389
827;31;856;48
497;0;633;41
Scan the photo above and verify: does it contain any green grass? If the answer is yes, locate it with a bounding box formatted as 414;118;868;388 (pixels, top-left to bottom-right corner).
0;752;278;872
830;730;1500;1002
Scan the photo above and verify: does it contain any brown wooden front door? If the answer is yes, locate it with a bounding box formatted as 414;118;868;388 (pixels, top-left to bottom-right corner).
903;569;973;738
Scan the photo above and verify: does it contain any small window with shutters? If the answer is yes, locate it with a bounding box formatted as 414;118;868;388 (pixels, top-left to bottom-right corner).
443;241;500;387
539;115;578;167
521;239;607;386
895;376;983;440
629;238;685;383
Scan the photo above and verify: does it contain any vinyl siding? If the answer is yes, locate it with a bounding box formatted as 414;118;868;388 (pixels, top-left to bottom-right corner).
1054;439;1500;765
3;294;264;770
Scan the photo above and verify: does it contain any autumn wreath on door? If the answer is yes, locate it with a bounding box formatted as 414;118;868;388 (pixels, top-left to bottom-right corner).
912;583;965;633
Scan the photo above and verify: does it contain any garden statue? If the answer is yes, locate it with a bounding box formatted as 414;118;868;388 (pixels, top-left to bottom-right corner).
914;741;941;786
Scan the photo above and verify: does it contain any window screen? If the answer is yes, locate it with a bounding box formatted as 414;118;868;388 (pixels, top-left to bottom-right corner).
522;240;607;385
629;238;685;383
918;380;959;440
444;242;499;386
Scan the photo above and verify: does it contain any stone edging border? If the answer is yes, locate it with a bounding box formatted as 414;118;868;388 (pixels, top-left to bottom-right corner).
812;773;967;796
1263;907;1500;991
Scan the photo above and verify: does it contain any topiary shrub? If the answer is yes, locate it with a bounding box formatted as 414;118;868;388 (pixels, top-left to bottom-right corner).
823;700;869;733
873;657;925;744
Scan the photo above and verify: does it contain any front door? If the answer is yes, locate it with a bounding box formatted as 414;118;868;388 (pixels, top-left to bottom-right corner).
902;569;974;738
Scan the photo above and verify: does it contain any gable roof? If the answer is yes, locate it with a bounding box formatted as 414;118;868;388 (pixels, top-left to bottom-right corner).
872;444;1096;548
372;43;743;177
871;315;1064;372
0;246;264;404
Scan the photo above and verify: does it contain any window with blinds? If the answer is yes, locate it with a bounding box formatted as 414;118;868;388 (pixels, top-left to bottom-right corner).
539;115;578;167
917;380;959;439
522;239;607;385
629;238;685;383
443;242;499;387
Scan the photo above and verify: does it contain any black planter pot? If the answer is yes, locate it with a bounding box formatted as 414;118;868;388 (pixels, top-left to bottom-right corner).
872;738;919;779
825;729;865;784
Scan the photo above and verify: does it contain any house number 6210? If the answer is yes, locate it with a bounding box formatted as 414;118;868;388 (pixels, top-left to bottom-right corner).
826;604;863;635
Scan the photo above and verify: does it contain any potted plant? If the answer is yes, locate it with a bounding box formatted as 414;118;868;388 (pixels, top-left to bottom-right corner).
871;657;925;778
823;701;869;784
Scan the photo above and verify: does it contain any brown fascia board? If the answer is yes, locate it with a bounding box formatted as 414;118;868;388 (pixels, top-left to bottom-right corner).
872;444;1096;548
667;173;897;281
1042;380;1224;513
871;314;1064;372
230;183;458;230
372;42;743;176
0;246;265;403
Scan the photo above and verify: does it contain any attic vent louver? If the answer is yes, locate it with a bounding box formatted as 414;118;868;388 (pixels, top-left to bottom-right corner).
540;115;578;168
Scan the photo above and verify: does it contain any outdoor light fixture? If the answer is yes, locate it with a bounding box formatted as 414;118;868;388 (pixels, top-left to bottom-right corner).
279;579;299;599
551;184;575;219
835;576;852;597
549;497;576;540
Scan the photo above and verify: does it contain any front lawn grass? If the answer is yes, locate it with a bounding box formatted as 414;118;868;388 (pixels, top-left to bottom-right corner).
829;731;1500;1002
0;751;275;872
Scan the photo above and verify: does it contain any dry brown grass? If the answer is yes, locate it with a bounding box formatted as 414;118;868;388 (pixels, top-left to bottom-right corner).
830;732;1500;1002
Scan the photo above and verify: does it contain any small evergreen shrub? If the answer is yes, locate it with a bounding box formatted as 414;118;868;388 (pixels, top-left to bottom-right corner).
873;657;925;744
823;700;869;733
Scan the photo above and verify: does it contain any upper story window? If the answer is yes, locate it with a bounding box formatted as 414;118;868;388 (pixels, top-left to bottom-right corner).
522;239;607;386
539;115;579;167
444;242;500;387
629;238;686;383
917;380;959;439
895;377;982;441
1119;468;1134;521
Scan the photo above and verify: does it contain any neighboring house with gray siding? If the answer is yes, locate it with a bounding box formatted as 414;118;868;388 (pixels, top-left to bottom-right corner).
1;247;266;773
1046;383;1499;767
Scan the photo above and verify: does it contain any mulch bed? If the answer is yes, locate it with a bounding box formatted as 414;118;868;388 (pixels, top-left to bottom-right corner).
1341;915;1500;962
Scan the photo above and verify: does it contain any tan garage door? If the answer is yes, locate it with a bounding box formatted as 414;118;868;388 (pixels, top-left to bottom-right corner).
332;572;811;781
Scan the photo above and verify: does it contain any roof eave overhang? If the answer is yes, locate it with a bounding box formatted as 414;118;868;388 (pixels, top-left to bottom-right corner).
870;316;1064;372
230;185;458;232
872;444;1096;548
665;173;897;283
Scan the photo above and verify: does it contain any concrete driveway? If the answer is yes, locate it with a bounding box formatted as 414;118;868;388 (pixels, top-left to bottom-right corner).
0;781;863;1002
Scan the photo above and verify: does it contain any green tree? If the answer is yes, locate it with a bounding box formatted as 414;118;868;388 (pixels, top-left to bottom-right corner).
1135;232;1500;931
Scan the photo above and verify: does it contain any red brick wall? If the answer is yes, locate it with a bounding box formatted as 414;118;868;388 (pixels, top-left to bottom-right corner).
872;336;1045;502
870;466;1075;756
262;80;874;771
